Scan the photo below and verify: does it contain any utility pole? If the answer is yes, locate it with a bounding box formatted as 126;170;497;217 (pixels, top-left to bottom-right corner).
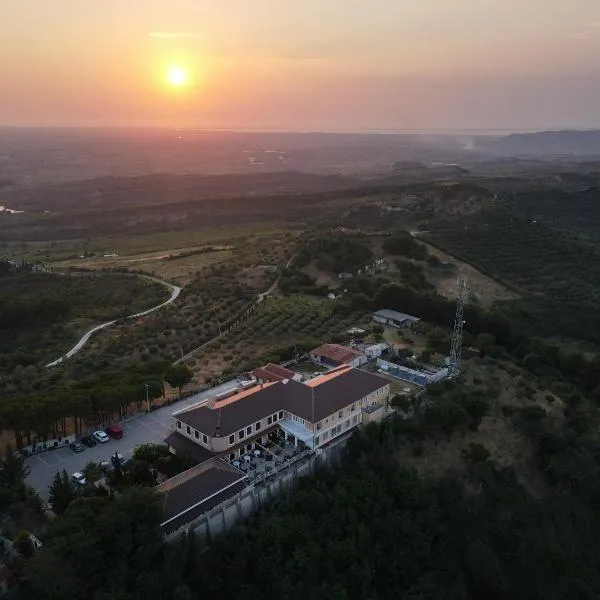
144;383;151;413
449;275;468;377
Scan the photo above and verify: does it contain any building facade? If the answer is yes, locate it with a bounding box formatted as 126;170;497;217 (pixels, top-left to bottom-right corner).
168;366;390;462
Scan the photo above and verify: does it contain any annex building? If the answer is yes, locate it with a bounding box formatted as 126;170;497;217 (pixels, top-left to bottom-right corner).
373;309;421;329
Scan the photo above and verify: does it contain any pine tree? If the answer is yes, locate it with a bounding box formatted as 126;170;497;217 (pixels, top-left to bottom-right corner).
48;470;77;515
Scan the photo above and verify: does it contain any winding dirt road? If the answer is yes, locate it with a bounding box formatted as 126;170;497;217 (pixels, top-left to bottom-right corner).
46;276;181;368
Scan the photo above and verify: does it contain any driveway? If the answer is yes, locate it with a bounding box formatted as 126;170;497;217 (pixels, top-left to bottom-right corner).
26;378;242;498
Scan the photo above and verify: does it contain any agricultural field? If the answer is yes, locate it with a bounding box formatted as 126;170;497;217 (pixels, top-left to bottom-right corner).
0;232;295;402
187;295;365;384
425;193;600;344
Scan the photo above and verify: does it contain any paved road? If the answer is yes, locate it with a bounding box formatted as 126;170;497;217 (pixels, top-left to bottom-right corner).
46;276;182;368
26;379;241;497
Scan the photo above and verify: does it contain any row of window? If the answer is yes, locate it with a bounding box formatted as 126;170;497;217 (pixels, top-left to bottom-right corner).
228;411;284;445
176;421;208;445
314;415;360;447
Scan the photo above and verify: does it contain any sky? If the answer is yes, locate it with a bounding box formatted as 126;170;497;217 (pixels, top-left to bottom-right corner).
2;0;600;131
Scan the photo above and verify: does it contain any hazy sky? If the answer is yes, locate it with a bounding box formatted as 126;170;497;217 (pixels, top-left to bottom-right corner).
2;0;600;130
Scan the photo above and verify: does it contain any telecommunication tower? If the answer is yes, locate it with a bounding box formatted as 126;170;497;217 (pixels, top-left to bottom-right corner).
449;274;468;377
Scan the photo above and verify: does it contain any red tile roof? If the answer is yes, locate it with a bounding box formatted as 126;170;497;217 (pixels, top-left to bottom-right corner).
251;363;297;382
310;343;365;365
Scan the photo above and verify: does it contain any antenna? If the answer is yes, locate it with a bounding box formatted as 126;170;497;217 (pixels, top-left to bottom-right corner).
449;274;468;377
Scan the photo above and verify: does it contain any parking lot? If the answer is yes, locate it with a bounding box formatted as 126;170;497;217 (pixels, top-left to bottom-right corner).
26;379;242;498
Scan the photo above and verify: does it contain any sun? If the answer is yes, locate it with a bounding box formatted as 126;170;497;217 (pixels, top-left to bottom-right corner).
166;66;188;87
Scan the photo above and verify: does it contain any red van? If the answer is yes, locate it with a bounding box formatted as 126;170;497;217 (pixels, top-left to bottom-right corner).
106;424;124;439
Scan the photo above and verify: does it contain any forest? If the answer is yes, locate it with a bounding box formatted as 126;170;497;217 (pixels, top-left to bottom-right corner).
17;373;600;599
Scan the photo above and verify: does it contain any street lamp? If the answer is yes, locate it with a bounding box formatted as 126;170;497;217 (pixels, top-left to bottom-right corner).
144;383;151;413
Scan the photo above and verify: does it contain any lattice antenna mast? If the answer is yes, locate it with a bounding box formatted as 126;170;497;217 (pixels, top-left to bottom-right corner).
449;274;468;376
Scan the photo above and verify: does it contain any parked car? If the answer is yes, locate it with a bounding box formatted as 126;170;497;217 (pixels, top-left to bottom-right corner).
80;436;97;448
69;441;85;453
71;472;86;487
92;430;110;444
99;460;113;473
106;424;124;439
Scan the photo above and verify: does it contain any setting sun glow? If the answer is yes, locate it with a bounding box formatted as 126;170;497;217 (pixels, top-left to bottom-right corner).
166;66;188;87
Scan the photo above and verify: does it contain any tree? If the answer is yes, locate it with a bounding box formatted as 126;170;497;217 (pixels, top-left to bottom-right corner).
124;459;155;487
164;364;193;397
476;333;496;358
82;461;102;484
48;470;77;516
0;445;30;488
24;488;165;600
391;394;412;413
13;530;35;559
462;442;491;465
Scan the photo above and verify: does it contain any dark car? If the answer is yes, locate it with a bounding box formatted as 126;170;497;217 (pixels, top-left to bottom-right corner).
81;435;97;448
106;424;124;439
69;442;85;453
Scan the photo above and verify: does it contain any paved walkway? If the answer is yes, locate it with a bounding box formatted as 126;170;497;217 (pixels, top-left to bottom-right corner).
26;378;241;498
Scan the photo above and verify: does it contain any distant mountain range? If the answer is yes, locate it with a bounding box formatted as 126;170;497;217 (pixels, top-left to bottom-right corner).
476;130;600;157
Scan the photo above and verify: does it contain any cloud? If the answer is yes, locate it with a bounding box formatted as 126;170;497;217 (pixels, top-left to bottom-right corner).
149;32;200;39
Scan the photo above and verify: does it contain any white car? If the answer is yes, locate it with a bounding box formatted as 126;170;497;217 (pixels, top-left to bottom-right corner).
92;430;110;444
72;472;86;486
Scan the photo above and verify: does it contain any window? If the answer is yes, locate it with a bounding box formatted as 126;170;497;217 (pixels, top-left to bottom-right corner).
268;416;272;425
247;443;252;451
256;421;261;431
351;404;356;411
314;435;320;445
338;411;343;418
353;415;358;424
323;430;328;439
278;411;284;419
229;454;235;461
202;434;208;444
246;426;252;435
194;430;199;439
229;435;235;444
316;422;322;431
239;430;245;440
345;419;350;429
176;421;182;429
273;413;278;422
186;426;191;435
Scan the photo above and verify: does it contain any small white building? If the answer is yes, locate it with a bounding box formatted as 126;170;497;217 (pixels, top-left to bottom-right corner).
373;309;421;330
364;343;391;359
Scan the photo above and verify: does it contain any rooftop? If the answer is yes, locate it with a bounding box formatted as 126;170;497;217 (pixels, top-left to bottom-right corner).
310;343;365;365
373;309;421;323
158;457;246;536
175;366;390;435
250;362;297;382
